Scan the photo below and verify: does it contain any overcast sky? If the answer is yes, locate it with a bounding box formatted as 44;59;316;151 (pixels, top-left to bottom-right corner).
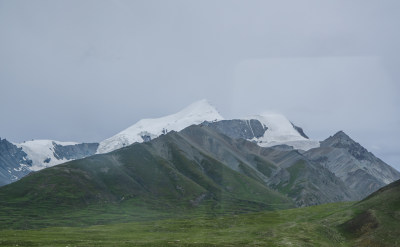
1;0;399;170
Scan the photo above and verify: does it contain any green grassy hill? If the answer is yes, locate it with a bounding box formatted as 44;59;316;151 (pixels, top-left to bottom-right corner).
1;178;399;246
0;127;293;229
339;179;400;246
1;124;399;246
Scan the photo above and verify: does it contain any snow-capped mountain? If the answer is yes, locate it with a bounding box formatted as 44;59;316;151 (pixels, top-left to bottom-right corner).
244;113;320;150
97;99;318;154
96;99;224;154
1;98;397;194
0;138;31;185
0;139;98;185
16;140;78;171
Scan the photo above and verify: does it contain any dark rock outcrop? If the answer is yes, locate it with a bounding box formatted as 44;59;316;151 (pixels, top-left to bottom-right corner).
0;138;32;185
202;119;268;140
53;142;99;160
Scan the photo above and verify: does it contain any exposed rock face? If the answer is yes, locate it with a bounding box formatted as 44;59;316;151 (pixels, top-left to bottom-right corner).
186;126;398;204
291;123;309;139
304;131;400;199
53;143;99;160
0;139;99;186
320;131;370;159
201;117;319;151
202;119;268;140
0;138;32;185
167;126;355;207
259;148;356;207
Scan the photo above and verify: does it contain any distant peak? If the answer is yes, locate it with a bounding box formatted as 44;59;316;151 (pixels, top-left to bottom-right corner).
332;130;351;139
191;98;212;106
184;99;216;110
179;99;223;119
321;130;356;148
321;130;375;161
247;112;297;134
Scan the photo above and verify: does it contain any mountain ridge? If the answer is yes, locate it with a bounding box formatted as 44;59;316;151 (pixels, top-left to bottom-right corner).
0;125;297;229
304;130;400;199
1;99;321;185
0;99;398;208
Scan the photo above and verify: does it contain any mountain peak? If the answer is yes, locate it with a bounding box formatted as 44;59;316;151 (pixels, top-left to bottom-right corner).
247;112;296;135
320;130;374;161
96;99;223;154
185;99;214;109
321;130;354;147
332;130;351;139
177;99;222;120
242;112;320;151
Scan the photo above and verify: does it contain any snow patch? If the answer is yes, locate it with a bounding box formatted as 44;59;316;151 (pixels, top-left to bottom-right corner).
15;140;77;171
14;164;29;172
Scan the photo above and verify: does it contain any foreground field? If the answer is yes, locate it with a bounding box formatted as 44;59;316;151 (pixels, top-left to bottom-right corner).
1;179;399;246
0;202;355;247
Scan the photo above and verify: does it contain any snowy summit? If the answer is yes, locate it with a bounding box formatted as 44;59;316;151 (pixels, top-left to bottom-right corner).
2;99;320;185
97;100;319;154
245;113;320;150
96;99;224;154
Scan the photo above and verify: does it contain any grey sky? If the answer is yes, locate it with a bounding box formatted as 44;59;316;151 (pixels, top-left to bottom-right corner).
1;0;399;170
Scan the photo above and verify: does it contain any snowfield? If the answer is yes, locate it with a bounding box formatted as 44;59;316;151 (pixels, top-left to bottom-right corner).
15;140;78;171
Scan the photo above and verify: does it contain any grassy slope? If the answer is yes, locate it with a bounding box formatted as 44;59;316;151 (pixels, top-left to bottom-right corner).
1;196;398;247
2;178;399;246
0;132;293;230
338;179;400;246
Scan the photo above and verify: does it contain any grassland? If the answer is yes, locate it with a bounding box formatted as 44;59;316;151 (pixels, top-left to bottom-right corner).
1;186;399;247
0;202;356;247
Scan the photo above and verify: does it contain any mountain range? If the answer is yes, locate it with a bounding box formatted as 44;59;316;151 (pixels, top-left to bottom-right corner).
0;99;318;185
0;100;399;229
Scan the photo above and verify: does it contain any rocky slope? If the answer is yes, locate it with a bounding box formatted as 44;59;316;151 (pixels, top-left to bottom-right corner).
0;138;31;186
304;131;400;199
176;125;355;207
0;139;98;185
